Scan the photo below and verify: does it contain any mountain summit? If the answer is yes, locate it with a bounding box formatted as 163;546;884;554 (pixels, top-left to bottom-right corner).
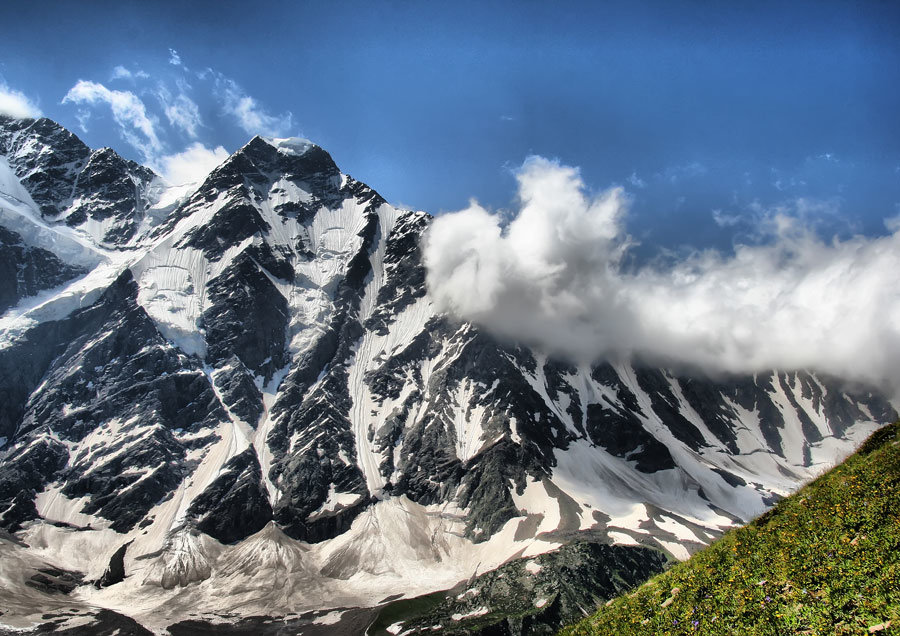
0;116;895;633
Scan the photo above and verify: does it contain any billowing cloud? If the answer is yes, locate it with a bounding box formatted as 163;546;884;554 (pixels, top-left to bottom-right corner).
0;81;42;119
62;80;162;160
169;48;182;67
155;142;228;185
216;76;292;137
424;156;900;391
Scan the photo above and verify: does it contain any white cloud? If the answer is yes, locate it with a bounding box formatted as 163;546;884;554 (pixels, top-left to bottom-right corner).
216;76;292;137
628;171;646;188
111;66;149;82
661;161;708;184
424;156;900;392
169;48;182;66
155;142;228;185
157;84;202;138
885;211;900;233
0;81;42;119
62;80;162;161
74;109;91;133
711;209;742;227
111;66;132;81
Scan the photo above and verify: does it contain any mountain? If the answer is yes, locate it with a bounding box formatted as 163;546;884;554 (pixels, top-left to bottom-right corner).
0;114;895;633
560;420;900;636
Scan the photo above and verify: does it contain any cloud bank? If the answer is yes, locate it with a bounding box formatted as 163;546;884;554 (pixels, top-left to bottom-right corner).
157;142;228;185
0;81;42;119
423;156;900;390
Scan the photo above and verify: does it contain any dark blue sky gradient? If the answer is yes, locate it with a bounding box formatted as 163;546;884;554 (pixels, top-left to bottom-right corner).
2;1;899;251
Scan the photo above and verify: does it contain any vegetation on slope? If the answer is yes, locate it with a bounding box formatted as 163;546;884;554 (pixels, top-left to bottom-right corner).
560;422;900;636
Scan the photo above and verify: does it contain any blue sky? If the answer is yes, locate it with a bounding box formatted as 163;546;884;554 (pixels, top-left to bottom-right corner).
2;0;899;252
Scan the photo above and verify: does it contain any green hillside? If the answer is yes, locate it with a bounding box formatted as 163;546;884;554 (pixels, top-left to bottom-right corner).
560;422;900;636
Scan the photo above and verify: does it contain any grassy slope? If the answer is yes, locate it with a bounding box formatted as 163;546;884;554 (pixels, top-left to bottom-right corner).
560;422;900;636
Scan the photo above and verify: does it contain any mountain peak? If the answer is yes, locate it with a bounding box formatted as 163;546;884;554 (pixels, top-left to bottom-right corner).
258;135;316;157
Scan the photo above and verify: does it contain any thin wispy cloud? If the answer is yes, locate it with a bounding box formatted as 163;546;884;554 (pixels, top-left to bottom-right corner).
711;209;741;228
61;75;221;184
111;66;132;81
59;49;299;186
111;66;149;82
424;156;900;392
215;75;293;137
628;171;646;189
660;162;708;184
74;109;91;133
0;81;42;119
156;83;202;138
62;80;162;160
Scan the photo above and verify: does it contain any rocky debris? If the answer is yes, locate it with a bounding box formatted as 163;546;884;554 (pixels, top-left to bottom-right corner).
368;541;668;635
25;567;84;595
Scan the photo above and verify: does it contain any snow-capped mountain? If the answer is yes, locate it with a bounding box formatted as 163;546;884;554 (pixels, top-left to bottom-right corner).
0;115;895;633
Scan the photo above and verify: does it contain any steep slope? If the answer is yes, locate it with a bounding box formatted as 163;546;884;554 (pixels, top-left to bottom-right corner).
560;421;900;636
0;224;86;314
0;115;896;633
0;114;157;247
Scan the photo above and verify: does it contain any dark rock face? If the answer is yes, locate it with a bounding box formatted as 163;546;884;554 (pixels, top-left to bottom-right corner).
265;207;381;542
182;200;272;261
0;116;156;244
159;135;345;242
0;116;91;217
187;448;273;544
66;147;156;244
269;361;371;541
0;226;86;313
635;368;708;450
0;271;226;533
0;437;68;530
202;251;289;382
212;357;265;427
96;541;132;588
366;211;429;334
585;402;676;473
166;608;381;636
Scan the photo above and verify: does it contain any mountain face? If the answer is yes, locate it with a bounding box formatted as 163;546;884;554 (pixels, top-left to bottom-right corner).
0;115;895;633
